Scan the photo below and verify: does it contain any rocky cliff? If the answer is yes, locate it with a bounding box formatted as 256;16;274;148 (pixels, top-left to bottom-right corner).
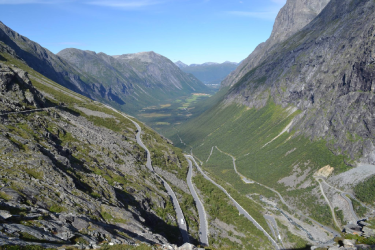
225;0;375;165
0;22;91;96
221;0;330;88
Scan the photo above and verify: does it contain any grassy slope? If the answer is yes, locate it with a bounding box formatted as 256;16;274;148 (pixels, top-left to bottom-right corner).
193;174;274;250
162;87;229;139
171;99;351;228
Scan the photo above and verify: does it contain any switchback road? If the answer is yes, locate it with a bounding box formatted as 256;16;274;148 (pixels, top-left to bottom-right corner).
102;104;189;244
186;155;280;249
186;157;209;246
210;146;340;241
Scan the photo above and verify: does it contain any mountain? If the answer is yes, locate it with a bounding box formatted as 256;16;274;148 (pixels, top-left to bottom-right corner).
175;61;188;68
225;0;375;165
175;61;239;86
58;49;208;113
0;24;277;250
221;0;330;88
0;22;91;96
0;21;209;116
167;0;375;245
2;0;375;248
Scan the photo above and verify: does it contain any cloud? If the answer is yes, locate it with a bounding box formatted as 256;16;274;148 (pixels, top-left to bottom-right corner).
0;0;71;4
86;0;164;9
226;11;279;20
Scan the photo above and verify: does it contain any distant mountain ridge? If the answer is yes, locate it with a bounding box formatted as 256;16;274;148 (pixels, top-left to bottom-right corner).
175;61;239;85
57;48;207;113
175;60;188;68
0;21;209;115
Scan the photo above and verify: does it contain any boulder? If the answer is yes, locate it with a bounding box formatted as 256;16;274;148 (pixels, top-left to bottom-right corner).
0;210;12;219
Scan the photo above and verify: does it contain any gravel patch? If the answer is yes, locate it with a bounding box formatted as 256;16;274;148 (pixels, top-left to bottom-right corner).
329;163;375;191
75;106;117;119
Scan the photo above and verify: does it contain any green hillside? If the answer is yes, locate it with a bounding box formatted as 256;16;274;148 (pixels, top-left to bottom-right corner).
170;100;351;228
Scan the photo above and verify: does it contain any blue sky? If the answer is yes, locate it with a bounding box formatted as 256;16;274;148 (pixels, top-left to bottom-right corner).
1;0;286;64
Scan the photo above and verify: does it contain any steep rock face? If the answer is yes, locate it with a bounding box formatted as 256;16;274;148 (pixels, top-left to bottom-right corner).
221;0;330;88
269;0;330;45
225;0;375;164
0;22;90;95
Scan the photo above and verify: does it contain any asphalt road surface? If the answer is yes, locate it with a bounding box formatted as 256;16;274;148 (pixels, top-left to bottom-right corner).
316;178;340;229
264;214;284;248
186;155;280;249
103;104;189;244
213;147;340;239
186;157;209;246
318;178;361;222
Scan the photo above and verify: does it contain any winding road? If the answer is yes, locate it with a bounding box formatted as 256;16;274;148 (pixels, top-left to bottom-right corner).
340;193;359;222
186;155;280;249
264;215;284;249
186;157;209;246
317;177;362;222
102;104;189;243
215;146;254;184
213;146;341;241
316;178;340;229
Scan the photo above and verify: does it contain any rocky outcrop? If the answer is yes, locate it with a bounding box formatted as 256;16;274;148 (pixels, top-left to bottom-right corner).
224;0;375;165
0;63;45;112
221;0;330;88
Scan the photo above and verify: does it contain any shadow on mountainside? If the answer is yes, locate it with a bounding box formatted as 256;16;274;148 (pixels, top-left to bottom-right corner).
114;188;184;245
0;27;89;97
286;246;312;250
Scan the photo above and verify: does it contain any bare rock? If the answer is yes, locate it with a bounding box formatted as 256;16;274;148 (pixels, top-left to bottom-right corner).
0;210;12;219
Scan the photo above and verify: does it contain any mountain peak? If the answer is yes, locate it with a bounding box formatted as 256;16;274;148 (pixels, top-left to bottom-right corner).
221;0;330;88
114;51;163;63
175;60;188;68
269;0;331;45
202;62;219;66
